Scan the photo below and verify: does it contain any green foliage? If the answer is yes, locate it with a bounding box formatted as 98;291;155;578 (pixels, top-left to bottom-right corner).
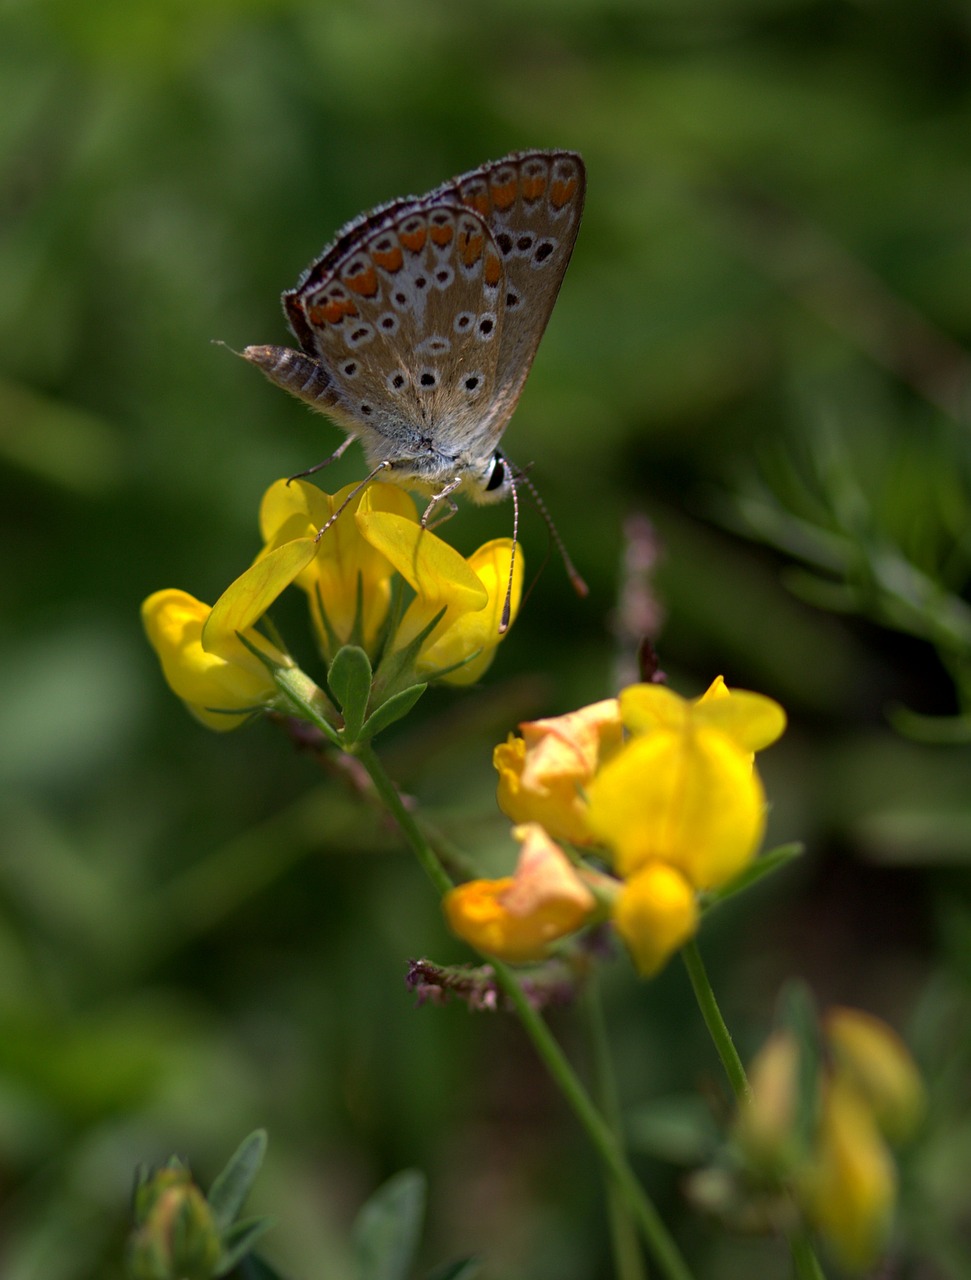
4;0;971;1276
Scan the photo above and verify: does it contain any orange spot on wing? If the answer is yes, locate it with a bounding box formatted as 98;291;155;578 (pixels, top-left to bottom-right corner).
310;298;358;326
399;224;427;253
464;190;491;217
460;230;485;267
484;251;502;287
490;179;517;210
522;174;547;201
344;265;378;296
372;244;404;273
550;176;578;209
430;221;454;247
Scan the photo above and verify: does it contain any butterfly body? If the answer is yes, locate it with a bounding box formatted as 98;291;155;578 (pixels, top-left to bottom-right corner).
243;149;585;509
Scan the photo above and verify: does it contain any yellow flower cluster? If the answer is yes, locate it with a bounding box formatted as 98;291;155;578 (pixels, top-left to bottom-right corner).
445;676;786;976
737;1007;925;1270
142;480;522;732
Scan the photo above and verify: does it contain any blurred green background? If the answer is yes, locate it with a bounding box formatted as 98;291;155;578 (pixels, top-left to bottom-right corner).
3;0;971;1276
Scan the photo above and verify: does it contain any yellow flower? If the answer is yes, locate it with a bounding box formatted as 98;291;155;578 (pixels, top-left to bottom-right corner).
494;700;623;844
443;823;597;962
141;588;291;731
611;862;698;976
355;499;522;685
825;1007;925;1144
801;1076;896;1271
586;680;785;888
258;478;412;658
734;1029;801;1171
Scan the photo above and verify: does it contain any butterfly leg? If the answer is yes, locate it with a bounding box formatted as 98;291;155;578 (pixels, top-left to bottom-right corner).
314;460;392;542
421;477;463;528
288;434;357;484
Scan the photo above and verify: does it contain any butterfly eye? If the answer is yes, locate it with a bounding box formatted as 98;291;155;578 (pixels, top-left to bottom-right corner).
484;454;507;493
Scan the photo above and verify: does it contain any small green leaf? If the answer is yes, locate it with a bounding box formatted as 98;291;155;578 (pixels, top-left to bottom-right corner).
353;1169;426;1280
215;1217;275;1275
207;1130;267;1234
235;1255;289;1280
703;843;804;913
360;683;427;741
426;1259;481;1280
780;981;821;1152
329;645;373;744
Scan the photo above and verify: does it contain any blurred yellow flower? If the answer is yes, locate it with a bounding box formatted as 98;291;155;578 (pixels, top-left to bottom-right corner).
443;823;597;962
611;862;698;976
494;699;622;844
801;1076;896;1271
825;1007;925;1144
734;1029;801;1171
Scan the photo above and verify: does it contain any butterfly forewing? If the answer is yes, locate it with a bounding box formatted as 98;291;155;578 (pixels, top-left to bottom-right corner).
427;149;586;446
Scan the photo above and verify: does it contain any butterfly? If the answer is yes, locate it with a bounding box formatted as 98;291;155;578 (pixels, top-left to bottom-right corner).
243;149;585;525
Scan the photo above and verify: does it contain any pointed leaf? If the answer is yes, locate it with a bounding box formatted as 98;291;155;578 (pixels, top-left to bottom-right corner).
361;683;427;741
703;843;804;913
353;1170;426;1280
207;1130;267;1233
236;1254;290;1280
426;1259;481;1280
215;1216;275;1275
329;645;373;744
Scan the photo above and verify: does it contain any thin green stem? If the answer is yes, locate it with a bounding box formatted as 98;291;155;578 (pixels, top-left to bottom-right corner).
584;979;648;1280
495;965;693;1280
353;742;453;897
681;942;827;1276
353;743;693;1280
680;939;750;1105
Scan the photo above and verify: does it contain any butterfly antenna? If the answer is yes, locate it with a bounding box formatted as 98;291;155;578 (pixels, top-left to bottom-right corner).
513;465;589;599
500;467;520;633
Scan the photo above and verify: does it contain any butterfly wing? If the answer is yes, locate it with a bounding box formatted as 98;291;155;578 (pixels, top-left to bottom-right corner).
281;199;508;482
428;149;586;452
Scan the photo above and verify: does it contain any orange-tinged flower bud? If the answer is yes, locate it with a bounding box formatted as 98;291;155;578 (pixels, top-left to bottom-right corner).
443;823;597;962
611;862;698;976
494;699;622;844
825;1007;925;1144
801;1076;896;1271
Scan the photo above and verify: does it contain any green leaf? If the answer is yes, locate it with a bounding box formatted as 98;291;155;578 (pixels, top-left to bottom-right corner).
353;1169;426;1280
329;645;373;744
360;683;427;741
779;981;821;1152
235;1255;290;1280
702;843;804;913
207;1130;267;1234
215;1216;275;1275
425;1259;481;1280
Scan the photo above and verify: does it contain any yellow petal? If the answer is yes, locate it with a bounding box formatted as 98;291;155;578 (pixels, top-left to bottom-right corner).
519;699;623;787
141;590;280;731
825;1008;925;1144
735;1030;801;1170
421;539;521;684
586;728;766;888
801;1078;896;1271
612;862;698;976
203;539;318;659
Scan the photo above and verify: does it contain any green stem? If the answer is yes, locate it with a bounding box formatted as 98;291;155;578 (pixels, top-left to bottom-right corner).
495;965;693;1280
353;743;694;1280
680;939;750;1105
353;743;452;897
681;943;828;1276
584;979;648;1280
